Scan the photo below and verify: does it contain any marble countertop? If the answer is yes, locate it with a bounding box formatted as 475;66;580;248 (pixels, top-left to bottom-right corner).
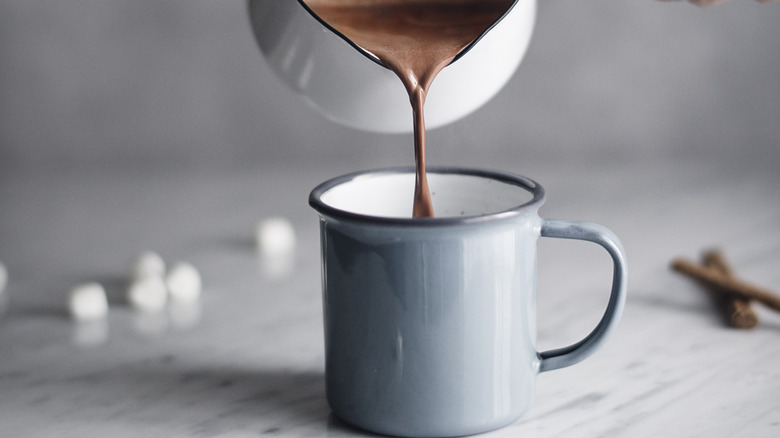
1;157;779;437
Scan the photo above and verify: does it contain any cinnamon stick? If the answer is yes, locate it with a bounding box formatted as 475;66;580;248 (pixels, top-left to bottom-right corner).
702;250;758;329
672;257;780;313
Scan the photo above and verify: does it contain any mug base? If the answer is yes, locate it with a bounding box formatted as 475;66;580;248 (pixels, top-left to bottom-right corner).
329;407;525;438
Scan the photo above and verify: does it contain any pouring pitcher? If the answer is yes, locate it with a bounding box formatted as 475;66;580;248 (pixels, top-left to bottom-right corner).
248;0;536;133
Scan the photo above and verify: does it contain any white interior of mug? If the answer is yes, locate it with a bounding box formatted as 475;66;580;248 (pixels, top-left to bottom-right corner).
320;171;534;218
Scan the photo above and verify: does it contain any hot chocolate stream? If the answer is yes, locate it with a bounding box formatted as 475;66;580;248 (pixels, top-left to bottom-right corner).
305;0;514;217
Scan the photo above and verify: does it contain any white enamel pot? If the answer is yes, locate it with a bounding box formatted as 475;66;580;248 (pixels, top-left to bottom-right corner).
248;0;536;133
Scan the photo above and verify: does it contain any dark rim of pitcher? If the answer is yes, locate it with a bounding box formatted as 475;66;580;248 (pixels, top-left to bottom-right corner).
295;0;521;68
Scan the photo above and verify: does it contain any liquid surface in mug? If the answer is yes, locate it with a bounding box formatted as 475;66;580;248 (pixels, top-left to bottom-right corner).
303;0;515;217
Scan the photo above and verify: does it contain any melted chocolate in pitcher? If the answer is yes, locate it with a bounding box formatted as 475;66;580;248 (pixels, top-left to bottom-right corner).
304;0;514;217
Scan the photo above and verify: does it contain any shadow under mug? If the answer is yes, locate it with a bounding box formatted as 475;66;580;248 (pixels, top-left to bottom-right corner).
309;167;627;438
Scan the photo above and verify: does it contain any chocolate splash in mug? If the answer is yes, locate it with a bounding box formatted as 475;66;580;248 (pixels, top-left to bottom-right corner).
303;0;517;217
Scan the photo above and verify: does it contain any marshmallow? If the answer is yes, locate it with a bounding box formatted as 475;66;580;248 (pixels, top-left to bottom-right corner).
133;251;166;279
256;217;296;257
0;261;7;295
68;282;109;321
127;275;168;312
166;262;201;303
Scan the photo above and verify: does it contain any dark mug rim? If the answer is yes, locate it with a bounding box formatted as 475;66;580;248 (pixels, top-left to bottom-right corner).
309;166;546;227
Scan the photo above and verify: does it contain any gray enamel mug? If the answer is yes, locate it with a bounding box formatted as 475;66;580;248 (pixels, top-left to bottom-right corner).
309;167;627;437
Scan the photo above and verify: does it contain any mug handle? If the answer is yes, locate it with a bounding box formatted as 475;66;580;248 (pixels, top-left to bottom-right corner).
537;219;628;373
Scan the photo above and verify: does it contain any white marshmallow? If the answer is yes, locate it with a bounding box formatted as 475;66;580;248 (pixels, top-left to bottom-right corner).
256;217;296;257
0;261;7;295
133;251;166;279
166;262;201;303
68;282;109;321
127;275;168;312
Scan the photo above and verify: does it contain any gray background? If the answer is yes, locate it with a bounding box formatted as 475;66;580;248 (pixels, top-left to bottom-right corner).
1;0;778;173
